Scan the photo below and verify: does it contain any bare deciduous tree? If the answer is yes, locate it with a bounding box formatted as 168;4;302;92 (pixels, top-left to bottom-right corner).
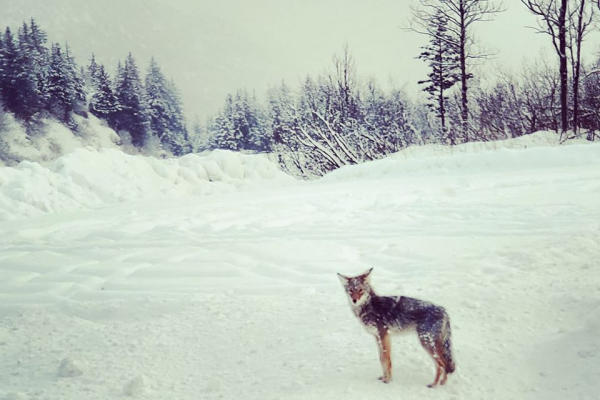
522;0;569;136
410;0;504;143
567;0;594;134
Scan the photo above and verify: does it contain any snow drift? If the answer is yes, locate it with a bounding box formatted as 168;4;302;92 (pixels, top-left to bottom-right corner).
0;114;121;166
2;130;599;222
0;148;292;220
323;131;599;181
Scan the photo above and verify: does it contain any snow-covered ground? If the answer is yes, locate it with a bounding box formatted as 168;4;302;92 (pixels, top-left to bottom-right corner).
1;132;599;400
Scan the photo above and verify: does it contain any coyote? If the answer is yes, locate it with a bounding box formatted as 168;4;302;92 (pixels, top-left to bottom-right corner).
337;268;455;387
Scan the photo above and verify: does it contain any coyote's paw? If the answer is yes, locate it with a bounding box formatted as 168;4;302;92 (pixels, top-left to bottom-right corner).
378;376;391;384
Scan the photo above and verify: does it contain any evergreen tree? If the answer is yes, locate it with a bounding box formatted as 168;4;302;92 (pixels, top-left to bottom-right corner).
65;45;87;118
209;90;269;152
242;91;270;151
210;94;238;150
0;28;19;113
267;82;294;147
3;23;46;120
417;11;461;144
113;53;150;147
87;53;100;88
89;64;119;125
27;18;49;105
0;30;5;106
144;58;189;154
164;78;190;155
46;43;75;122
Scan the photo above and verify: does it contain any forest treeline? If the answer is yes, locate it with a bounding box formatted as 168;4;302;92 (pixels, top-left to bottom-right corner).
2;2;600;176
0;19;190;156
204;0;600;175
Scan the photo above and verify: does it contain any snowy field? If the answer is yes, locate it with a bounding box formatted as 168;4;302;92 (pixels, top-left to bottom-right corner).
1;133;599;400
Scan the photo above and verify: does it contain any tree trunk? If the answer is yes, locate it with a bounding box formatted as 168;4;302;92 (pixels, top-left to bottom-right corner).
459;0;469;143
559;0;568;135
573;0;586;134
438;44;450;145
440;84;449;144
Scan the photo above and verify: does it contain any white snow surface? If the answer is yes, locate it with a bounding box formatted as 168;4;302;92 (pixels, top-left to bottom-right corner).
1;132;599;400
0;148;291;221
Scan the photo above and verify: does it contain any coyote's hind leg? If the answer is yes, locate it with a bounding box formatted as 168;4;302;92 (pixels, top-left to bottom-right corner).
417;327;446;388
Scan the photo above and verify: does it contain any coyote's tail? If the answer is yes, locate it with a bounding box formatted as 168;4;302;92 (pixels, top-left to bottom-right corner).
442;318;456;373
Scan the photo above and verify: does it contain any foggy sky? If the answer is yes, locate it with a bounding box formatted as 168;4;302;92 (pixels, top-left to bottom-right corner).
2;0;599;120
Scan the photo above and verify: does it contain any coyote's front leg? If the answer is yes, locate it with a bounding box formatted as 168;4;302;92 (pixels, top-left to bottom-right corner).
375;328;392;383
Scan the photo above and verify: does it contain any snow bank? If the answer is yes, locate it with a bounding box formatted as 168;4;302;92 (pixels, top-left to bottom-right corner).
0;114;120;166
323;131;600;181
0;148;292;220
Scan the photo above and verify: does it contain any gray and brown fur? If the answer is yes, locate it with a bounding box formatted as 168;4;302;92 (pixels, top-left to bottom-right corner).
337;267;455;387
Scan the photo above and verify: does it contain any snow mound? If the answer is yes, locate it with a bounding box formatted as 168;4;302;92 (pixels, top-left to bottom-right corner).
0;148;292;220
57;358;83;378
0;114;120;166
323;131;600;181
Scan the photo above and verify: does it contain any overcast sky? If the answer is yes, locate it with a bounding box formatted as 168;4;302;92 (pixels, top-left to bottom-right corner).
2;0;599;120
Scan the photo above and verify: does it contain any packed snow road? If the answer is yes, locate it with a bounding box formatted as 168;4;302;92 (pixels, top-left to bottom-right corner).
1;134;599;400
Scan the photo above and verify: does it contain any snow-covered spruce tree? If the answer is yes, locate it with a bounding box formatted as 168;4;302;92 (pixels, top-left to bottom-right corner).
46;43;70;121
145;59;190;155
46;43;86;125
0;29;5;103
89;64;119;126
64;45;87;120
0;28;19;110
163;78;191;155
234;90;269;151
208;89;269;152
267;82;293;148
209;94;240;150
87;53;100;88
113;53;150;148
27;19;50;106
1;22;48;122
417;10;460;145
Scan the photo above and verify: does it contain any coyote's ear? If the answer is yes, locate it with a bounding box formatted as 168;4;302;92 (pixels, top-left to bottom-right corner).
360;267;374;280
337;273;349;285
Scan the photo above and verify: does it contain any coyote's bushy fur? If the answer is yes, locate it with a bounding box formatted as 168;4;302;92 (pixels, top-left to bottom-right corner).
337;268;455;387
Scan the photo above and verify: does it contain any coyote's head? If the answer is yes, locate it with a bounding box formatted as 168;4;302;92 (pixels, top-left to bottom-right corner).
337;267;373;306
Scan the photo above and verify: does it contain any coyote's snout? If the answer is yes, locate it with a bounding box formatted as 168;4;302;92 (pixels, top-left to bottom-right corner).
337;267;455;387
